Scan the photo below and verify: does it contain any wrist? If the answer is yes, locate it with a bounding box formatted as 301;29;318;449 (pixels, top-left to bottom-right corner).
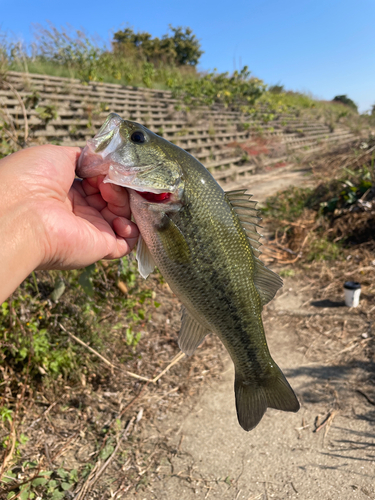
0;199;44;303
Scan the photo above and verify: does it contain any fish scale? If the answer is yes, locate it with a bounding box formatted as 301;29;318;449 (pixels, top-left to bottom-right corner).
77;113;300;431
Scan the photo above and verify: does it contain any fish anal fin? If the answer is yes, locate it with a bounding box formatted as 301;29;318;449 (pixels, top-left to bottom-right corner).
178;307;210;356
234;367;300;432
136;235;155;279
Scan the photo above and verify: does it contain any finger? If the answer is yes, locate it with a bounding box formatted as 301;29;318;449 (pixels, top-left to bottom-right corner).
69;184;89;207
85;193;107;212
73;180;107;211
60;145;83;159
8;145;82;196
72;179;86;197
100;206;119;229
113;217;139;239
73;203;104;220
84;175;106;192
107;202;131;217
46;145;82;192
99;182;130;217
104;235;135;260
82;177;100;196
125;236;138;252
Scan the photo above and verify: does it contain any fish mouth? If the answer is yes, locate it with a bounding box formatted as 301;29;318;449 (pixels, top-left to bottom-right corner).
103;172;174;195
102;162;180;204
78;138;181;204
102;172;176;204
136;191;172;202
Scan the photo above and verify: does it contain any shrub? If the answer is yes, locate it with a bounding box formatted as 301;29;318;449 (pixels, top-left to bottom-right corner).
333;94;358;112
113;25;203;66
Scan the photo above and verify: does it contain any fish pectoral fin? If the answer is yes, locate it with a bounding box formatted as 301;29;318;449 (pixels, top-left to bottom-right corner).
136;235;156;279
178;307;210;356
234;368;300;432
158;214;191;264
253;257;283;306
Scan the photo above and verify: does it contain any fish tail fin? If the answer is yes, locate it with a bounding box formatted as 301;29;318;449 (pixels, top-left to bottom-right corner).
234;366;300;431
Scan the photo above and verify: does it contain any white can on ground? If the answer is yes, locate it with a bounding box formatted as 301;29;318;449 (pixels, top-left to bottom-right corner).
344;281;361;307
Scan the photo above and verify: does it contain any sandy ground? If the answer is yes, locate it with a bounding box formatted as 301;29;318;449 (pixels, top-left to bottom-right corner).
136;166;375;500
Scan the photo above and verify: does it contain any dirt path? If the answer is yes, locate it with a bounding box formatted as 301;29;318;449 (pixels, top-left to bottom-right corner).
139;165;375;500
142;292;374;500
226;163;314;204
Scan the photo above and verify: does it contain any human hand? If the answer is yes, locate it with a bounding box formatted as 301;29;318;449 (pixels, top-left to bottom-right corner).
0;145;138;301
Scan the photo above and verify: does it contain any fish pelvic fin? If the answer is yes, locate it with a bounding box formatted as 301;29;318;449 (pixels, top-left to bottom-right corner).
136;235;155;279
234;367;300;432
178;307;210;356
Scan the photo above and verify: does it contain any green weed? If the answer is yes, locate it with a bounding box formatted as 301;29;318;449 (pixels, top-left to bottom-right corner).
1;24;200;88
320;162;374;214
35;104;58;124
0;256;157;384
306;237;342;261
2;463;79;499
0;406;13;424
169;65;265;108
264;153;374;226
279;269;296;278
262;186;315;222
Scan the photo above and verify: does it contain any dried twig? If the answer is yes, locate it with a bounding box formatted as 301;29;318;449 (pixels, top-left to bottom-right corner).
118;383;149;419
2;81;29;144
59;323;116;369
341;144;375;171
314;409;338;437
0;423;16;478
58;323;150;382
0;375;28;478
152;352;186;383
325;337;371;361
60;323;186;385
356;389;375;406
72;461;101;500
51;431;80;462
44;443;54;470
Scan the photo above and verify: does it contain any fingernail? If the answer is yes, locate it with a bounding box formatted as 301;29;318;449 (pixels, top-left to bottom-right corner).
112;184;123;192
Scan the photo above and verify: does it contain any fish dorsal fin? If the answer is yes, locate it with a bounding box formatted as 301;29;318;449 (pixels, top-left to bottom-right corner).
253;256;283;306
136;234;155;279
178;307;210;356
226;189;283;305
226;189;263;258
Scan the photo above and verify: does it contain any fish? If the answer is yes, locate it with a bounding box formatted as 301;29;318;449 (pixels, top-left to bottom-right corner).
77;113;300;431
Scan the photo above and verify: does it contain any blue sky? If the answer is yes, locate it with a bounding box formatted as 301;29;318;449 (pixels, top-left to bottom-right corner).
1;0;374;112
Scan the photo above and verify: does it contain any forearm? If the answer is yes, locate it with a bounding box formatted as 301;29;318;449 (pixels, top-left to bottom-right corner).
0;202;42;303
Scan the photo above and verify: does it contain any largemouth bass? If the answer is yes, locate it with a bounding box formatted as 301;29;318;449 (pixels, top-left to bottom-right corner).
77;113;300;431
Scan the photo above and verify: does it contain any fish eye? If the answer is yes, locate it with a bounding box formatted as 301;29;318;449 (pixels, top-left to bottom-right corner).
131;131;146;144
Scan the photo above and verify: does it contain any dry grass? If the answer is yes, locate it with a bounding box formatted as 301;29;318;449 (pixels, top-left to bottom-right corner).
0;272;227;498
262;138;375;265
